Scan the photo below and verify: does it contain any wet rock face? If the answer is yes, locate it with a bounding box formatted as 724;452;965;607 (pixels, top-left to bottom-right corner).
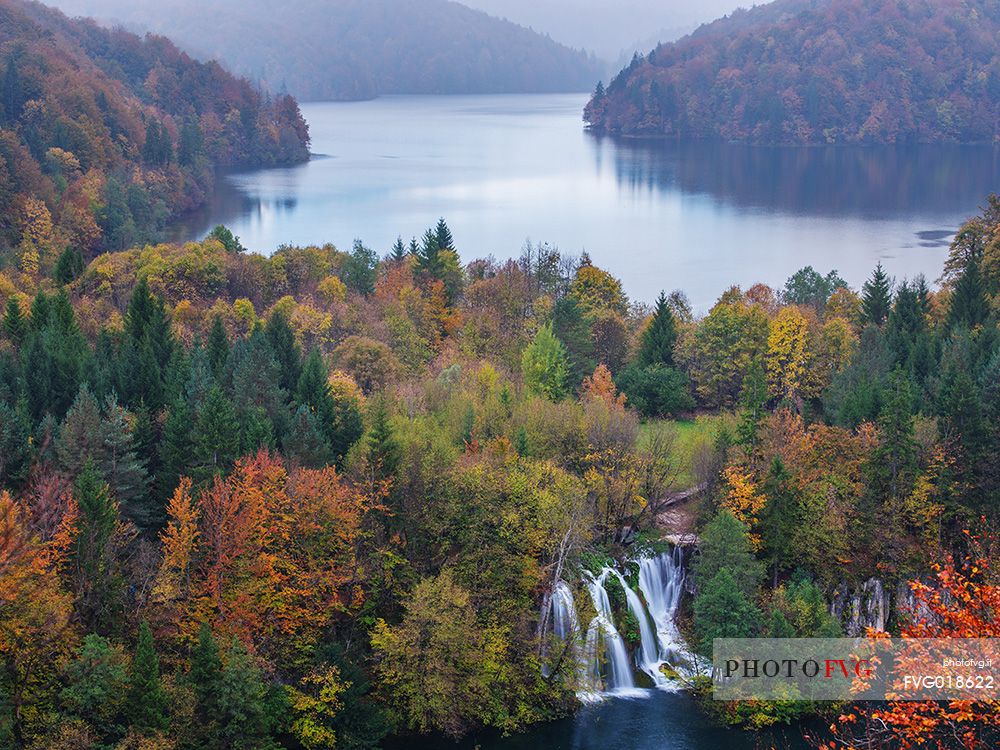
830;578;890;636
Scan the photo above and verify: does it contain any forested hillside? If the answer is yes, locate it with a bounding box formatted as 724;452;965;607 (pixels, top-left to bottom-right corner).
585;0;1000;143
0;0;309;274
0;188;998;746
47;0;604;101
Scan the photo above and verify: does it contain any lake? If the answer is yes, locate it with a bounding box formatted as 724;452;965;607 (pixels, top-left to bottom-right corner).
173;93;1000;310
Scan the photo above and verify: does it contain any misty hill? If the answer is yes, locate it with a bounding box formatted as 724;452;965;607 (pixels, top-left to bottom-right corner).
0;0;308;259
46;0;603;101
585;0;1000;144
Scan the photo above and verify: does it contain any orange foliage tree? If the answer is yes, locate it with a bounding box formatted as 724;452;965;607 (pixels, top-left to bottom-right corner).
152;451;382;670
818;528;1000;749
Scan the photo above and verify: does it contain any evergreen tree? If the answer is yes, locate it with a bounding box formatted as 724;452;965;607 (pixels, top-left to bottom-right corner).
54;246;84;285
416;228;442;279
521;323;569;401
870;369;917;502
0;400;31;488
694;569;761;653
947;259;988;329
408;237;419;256
29;290;50;331
434;218;454;251
265;311;301;395
216;639;284;750
861;263;892;326
57;384;105;478
190;386;240;482
886;281;926;368
551;296;595;388
3;296;26;346
99;396;152;530
694;511;764;598
283;405;332;468
229;331;289;441
239;405;276;454
207;315;230;381
342;239;379;296
759;457;798;584
294;348;362;463
637;291;678;367
390;236;407;262
189;624;223;745
126;622;168;733
73;460;123;634
60;634;129;744
736;357;768;452
367;397;400;478
158;398;193;497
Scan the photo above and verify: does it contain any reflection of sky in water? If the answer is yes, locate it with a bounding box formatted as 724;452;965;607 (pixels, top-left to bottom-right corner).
172;94;1000;311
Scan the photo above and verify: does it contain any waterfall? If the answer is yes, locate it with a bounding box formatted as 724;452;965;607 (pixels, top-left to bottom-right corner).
608;569;665;685
636;546;697;675
543;545;696;702
584;569;636;693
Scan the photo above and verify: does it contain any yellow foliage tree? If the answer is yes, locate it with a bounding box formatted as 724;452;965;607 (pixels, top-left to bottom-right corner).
765;306;815;405
720;465;767;550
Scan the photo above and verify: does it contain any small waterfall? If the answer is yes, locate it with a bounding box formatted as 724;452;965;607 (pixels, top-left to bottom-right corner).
636;547;697;675
608;569;665;685
543;545;696;702
584;569;636;693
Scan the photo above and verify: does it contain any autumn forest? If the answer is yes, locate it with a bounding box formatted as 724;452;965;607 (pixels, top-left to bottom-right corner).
1;0;999;749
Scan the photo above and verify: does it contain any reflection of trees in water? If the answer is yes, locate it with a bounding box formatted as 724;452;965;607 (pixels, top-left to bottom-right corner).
166;169;301;244
593;136;1000;219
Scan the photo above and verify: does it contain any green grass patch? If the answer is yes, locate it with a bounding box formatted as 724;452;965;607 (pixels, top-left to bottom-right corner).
637;412;737;487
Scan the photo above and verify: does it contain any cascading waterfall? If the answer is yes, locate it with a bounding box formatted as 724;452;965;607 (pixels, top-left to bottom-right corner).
583;570;636;693
637;546;698;675
543;546;695;701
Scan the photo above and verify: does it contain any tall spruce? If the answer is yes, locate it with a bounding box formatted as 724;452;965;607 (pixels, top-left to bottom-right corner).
126;622;168;733
948;259;988;329
861;263;892;326
638;291;678;367
190;385;240;483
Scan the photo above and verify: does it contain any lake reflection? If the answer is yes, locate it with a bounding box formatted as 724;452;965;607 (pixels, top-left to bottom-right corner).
172;94;1000;310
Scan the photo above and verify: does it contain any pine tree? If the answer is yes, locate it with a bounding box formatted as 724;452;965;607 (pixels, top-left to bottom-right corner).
189;623;223;745
99;396;151;530
408;237;419;256
230;331;289;441
759;457;798;585
283;405;332;468
190;386;240;483
366;397;400;478
265;311;301;395
54;246;84;285
58;384;105;478
390;236;407;262
416;228;442;279
434;218;454;251
947;259;988;329
207;315;230;381
126;621;168;733
736;357;768;452
29;290;50;330
158;398;193;498
3;296;26;346
0;400;31;488
870;369;917;502
638;291;677;367
861;263;892;326
551;296;595;388
73;459;123;633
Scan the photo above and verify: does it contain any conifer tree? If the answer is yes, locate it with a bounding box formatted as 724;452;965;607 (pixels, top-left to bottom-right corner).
861;263;892;326
638;291;677;367
189;623;222;745
390;236;407;262
58;385;105;478
3;296;26;346
73;459;123;633
416;228;442;279
283;405;332;468
126;622;168;733
736;357;768;452
207;315;230;381
552;296;595;388
265;310;301;395
870;369;917;502
366;397;400;478
29;290;50;331
99;396;151;529
434;218;454;251
190;385;240;482
54;246;84;285
0;400;31;488
947;259;988;329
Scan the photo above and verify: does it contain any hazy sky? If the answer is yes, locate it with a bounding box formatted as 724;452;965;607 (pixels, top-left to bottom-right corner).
49;0;752;62
459;0;750;58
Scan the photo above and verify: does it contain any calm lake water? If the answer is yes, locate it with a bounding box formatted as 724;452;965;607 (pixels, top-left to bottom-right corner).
174;93;1000;309
386;690;810;750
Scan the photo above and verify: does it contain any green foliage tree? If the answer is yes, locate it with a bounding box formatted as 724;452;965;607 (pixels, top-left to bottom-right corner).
736;357;768;452
60;634;128;744
125;622;168;734
190;385;241;482
638;291;678;367
694;511;764;598
342;239;379;296
861;263;892;326
693;568;761;653
2;296;26;346
947;258;988;329
521;323;568;401
54;247;84;285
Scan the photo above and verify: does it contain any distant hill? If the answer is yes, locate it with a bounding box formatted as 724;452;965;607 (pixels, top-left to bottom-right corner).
0;0;309;262
585;0;1000;144
46;0;603;101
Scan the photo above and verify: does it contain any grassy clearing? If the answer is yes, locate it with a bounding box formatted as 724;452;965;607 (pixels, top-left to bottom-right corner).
638;412;737;487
